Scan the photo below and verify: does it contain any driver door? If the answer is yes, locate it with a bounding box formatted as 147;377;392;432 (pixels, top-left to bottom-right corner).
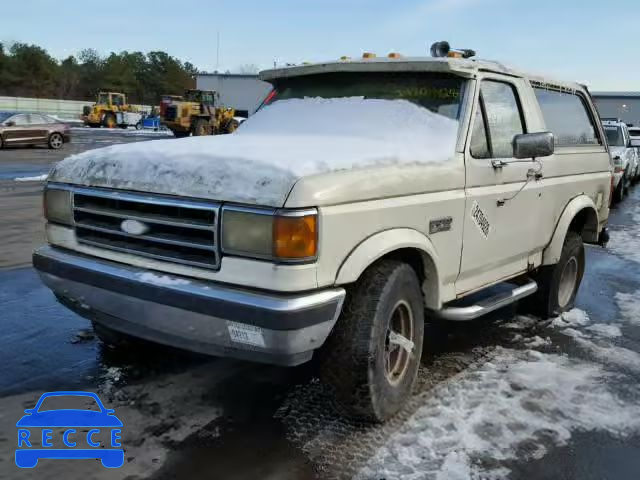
456;76;543;295
3;114;32;144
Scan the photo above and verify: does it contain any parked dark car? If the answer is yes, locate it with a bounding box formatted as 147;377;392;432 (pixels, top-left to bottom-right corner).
0;112;71;149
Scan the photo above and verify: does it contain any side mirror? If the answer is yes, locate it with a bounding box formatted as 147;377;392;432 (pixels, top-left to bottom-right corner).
630;138;640;148
513;132;554;159
5;121;15;127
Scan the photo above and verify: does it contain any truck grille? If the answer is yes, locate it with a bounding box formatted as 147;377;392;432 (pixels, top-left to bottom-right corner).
71;187;220;270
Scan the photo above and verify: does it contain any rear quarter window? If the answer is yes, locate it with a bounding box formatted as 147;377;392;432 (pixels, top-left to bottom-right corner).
533;87;601;147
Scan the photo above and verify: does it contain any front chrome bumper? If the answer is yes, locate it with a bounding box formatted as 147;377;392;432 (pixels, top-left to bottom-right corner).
33;246;345;366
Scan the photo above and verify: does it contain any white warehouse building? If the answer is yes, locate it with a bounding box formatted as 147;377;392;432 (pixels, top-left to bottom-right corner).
196;73;272;118
592;92;640;126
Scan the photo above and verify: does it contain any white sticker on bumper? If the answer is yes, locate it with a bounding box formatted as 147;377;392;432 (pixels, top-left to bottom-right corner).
227;322;266;347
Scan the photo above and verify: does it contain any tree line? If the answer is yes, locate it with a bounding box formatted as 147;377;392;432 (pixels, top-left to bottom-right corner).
0;42;199;105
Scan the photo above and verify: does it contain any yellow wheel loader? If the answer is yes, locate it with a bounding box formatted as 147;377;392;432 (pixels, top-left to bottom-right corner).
82;92;142;129
160;90;238;138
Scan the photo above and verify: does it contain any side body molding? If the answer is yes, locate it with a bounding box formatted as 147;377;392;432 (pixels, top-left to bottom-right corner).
334;228;442;309
542;195;599;266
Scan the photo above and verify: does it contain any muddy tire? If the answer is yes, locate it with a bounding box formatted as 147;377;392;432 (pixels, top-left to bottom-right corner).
320;260;424;422
191;118;209;136
521;231;585;319
102;113;116;129
613;176;625;204
225;119;239;134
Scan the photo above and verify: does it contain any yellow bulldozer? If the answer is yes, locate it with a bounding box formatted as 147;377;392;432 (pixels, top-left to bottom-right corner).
160;90;238;138
83;92;141;129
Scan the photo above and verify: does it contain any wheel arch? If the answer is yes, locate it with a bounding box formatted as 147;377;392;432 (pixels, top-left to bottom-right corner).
334;228;442;309
542;195;599;266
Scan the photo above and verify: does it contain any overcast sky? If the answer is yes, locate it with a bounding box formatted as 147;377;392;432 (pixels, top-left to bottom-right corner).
1;0;638;90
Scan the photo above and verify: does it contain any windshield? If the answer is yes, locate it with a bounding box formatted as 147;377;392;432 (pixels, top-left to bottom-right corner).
604;126;625;146
98;93;109;104
0;112;14;123
266;72;466;120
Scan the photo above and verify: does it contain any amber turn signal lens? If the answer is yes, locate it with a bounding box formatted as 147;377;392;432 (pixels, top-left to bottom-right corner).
273;214;317;259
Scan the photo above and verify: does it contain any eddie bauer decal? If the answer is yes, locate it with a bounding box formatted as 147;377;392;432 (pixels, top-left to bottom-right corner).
470;201;490;239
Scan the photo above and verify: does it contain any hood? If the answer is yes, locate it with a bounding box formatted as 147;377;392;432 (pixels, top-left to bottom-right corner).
50;98;459;207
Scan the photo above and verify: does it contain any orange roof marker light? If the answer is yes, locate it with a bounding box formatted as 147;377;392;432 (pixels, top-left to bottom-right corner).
388;52;403;59
362;52;377;59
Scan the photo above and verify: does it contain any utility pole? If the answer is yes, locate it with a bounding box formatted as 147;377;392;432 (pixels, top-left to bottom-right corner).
216;31;220;71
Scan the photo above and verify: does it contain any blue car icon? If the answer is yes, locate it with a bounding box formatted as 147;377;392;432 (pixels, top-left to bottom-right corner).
16;391;123;468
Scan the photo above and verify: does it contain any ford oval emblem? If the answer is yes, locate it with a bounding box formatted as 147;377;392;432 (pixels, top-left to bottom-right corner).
121;219;150;236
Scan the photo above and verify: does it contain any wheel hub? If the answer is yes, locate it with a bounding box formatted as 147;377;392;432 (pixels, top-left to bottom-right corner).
558;256;578;308
384;300;414;385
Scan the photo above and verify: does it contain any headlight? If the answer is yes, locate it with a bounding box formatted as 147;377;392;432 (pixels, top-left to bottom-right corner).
221;207;318;262
43;186;73;225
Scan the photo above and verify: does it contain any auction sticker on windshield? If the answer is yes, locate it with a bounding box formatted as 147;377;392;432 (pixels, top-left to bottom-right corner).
15;391;123;468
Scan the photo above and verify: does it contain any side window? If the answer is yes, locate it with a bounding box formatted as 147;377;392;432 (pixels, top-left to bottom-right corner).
470;80;525;159
12;114;30;126
533;88;601;146
470;105;490;158
29;114;46;125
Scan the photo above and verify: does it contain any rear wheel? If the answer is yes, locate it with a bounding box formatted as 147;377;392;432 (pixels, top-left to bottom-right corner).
520;231;585;318
102;113;116;129
613;175;626;203
320;260;424;422
48;132;63;150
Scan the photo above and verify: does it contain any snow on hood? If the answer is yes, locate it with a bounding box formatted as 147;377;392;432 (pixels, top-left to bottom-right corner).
50;98;459;207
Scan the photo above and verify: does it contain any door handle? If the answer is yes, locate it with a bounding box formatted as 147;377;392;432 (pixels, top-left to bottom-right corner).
527;168;543;180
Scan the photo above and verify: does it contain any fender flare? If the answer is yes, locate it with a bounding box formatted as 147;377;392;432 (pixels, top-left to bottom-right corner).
542;195;599;266
334;228;442;309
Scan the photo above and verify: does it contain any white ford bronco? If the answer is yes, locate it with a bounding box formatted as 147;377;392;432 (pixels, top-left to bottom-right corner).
35;44;612;421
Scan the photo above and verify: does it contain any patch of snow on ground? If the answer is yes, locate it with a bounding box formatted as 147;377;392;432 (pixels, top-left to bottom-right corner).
358;348;640;480
524;335;552;347
607;227;640;264
14;174;48;182
550;309;640;373
51;98;459;206
616;290;640;325
585;323;623;338
137;272;190;286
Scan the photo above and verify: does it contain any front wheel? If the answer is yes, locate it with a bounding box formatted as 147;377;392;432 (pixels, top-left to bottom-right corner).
521;231;585;318
48;132;64;150
320;260;424;422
